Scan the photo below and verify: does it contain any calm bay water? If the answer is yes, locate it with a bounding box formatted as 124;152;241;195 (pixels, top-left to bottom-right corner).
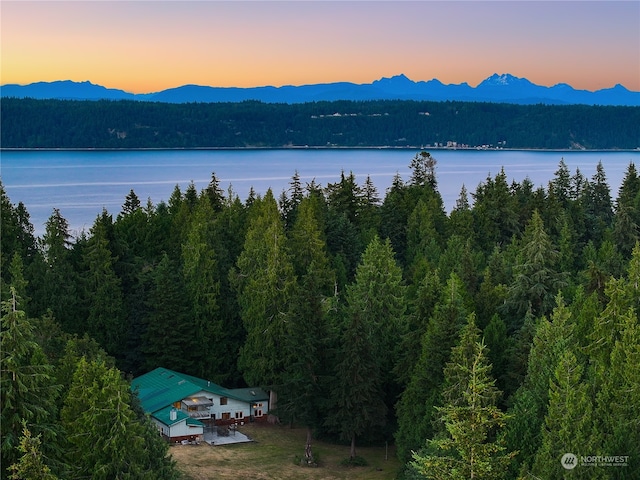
1;149;638;237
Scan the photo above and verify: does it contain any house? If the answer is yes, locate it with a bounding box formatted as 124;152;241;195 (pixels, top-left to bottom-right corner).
131;367;269;443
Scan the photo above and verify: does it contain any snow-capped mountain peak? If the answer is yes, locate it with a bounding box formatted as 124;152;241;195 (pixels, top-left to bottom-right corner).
478;73;532;87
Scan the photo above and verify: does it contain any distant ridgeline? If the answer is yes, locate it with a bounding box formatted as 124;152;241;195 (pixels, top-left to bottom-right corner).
2;98;639;150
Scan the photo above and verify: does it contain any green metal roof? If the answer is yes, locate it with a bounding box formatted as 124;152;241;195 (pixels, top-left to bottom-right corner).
228;387;269;403
130;367;268;415
153;406;190;427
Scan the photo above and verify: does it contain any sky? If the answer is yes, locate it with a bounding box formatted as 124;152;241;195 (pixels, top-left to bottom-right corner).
2;1;639;93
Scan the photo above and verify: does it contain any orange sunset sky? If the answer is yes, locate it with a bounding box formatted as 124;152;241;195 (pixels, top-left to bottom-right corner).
2;1;639;94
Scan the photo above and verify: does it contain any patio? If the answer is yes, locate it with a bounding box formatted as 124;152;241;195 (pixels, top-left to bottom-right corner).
203;425;253;446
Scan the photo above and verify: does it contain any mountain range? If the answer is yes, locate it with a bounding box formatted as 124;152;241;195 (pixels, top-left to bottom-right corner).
2;73;639;106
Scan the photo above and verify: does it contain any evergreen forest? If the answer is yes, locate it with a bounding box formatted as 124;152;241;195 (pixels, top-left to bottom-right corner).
2;97;640;149
2;152;640;479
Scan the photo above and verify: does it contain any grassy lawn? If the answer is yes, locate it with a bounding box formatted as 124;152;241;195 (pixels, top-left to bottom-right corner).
170;423;402;480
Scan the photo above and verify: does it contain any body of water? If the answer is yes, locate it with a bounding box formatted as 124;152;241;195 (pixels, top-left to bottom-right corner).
2;149;638;237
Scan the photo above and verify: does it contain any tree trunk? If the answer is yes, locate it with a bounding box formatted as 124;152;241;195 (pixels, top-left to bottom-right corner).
267;390;279;424
304;427;313;463
350;434;356;459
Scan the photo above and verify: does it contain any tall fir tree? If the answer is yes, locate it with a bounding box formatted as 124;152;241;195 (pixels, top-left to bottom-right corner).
502;295;576;474
325;303;387;460
181;197;224;380
503;210;566;328
395;267;442;387
61;357;179;479
35;208;83;332
143;253;195;373
344;236;407;426
278;260;333;463
82;217;127;358
613;163;640;257
326;236;406;459
471;169;519;255
395;273;468;462
410;314;515;480
531;350;595;479
1;288;60;478
8;424;59;480
279;192;335;453
582;161;614;246
232;190;297;393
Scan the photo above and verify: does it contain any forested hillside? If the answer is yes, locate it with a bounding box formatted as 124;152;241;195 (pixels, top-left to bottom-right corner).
2;97;639;149
2;152;640;479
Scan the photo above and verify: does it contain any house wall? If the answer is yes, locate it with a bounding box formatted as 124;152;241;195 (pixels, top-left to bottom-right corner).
152;418;203;443
182;389;268;425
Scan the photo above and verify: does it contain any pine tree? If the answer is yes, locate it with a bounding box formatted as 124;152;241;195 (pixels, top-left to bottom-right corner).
281;170;304;228
121;189;141;216
325;304;387;460
503;210;566;326
278;260;333;464
232;190;297;389
287;195;329;280
409;151;437;188
395;267;442;386
359;174;381;246
8;424;59;480
83;218;126;358
600;309;640;476
347;236;407;361
587;266;636;370
143;253;195;373
482;314;509;398
502;295;576;474
181;197;224;380
531;350;594;479
325;170;362;225
587;249;640;476
406;198;443;269
326;236;406;459
395;273;467;462
325;171;365;283
550;158;572;208
582;161;614;246
36;209;82;332
501;308;537;401
448;185;474;243
206;190;248;385
1;288;60;477
204;171;226;212
379;172;410;264
61;357;178;479
613;163;640;257
6;253;30;311
472;169;519;254
410;314;515;479
279;192;334;454
438;235;482;299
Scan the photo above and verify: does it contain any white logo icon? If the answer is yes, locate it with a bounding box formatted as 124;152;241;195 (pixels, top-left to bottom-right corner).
561;453;578;470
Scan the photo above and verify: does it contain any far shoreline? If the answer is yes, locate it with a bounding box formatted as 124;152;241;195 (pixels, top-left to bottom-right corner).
3;146;640;153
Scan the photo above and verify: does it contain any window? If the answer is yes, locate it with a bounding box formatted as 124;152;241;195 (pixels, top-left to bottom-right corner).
235;412;244;419
220;397;228;406
222;412;231;420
